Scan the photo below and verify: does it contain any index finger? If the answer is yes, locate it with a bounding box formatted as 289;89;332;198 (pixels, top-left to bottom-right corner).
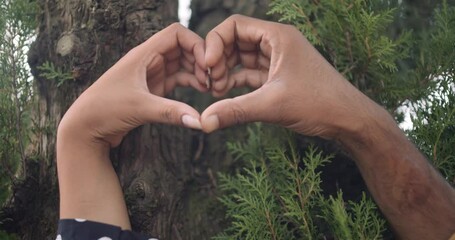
205;15;276;67
140;23;206;69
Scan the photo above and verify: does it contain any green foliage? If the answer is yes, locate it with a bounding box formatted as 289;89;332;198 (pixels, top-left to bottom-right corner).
215;125;386;239
0;230;18;240
409;81;455;182
226;124;266;162
216;164;293;240
268;0;320;44
415;1;455;77
219;1;455;239
268;140;329;238
321;192;385;240
0;0;36;209
407;1;455;183
270;0;416;110
37;61;73;87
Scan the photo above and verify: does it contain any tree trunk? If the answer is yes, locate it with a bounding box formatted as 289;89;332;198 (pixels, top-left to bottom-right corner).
2;0;228;239
189;0;271;37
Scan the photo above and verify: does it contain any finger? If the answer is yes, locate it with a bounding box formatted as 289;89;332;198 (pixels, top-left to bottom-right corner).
193;41;206;70
238;51;259;69
164;48;181;61
182;49;195;63
226;51;240;69
180;57;194;73
205;24;229;68
212;69;267;97
201;87;277;133
165;72;208;94
210;54;228;80
166;58;182;74
237;41;258;51
212;70;229;94
208;55;229;92
152;23;203;54
167;55;199;75
177;42;208;85
194;64;208;87
229;69;268;89
141;94;202;130
139;23;204;68
205;15;275;68
257;53;271;69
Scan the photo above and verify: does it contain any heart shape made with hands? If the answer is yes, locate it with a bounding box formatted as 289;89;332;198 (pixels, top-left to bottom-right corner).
66;15;350;148
62;16;278;149
161;17;281;134
164;15;359;141
112;16;278;136
197;17;278;134
186;27;273;133
133;15;344;139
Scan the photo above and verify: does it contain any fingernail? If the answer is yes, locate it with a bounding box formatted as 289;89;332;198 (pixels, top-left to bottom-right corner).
204;115;219;133
205;67;212;90
182;115;202;130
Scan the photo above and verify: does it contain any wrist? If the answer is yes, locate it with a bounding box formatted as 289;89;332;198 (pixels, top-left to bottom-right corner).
57;115;110;160
335;101;402;155
313;71;397;149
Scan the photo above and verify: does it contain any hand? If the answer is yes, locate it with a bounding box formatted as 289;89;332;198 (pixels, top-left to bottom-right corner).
200;15;378;139
58;23;207;147
200;16;455;240
56;23;208;228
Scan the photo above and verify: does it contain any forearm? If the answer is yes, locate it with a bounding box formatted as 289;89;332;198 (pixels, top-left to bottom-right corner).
56;121;131;230
339;103;455;239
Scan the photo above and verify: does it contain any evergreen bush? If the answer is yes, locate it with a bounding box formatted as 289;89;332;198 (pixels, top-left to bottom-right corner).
216;0;455;239
215;125;386;239
0;0;36;237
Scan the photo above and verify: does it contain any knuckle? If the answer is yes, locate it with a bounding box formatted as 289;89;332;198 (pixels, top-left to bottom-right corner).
160;106;178;124
228;14;243;21
169;22;183;30
282;23;299;33
271;24;303;46
162;22;184;35
127;45;141;55
269;22;299;37
124;45;143;62
229;100;247;125
233;108;246;125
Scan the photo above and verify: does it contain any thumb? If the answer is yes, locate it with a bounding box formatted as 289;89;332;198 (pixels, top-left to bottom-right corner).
201;87;274;133
141;94;202;130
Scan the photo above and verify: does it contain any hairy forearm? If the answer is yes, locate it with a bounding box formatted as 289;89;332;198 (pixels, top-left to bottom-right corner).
339;104;455;239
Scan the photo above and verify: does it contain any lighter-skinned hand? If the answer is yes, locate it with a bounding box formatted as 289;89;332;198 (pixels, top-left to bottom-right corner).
58;23;208;148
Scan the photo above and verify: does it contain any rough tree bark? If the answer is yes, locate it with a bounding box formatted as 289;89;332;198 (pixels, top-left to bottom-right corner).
0;0;277;239
2;0;226;239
